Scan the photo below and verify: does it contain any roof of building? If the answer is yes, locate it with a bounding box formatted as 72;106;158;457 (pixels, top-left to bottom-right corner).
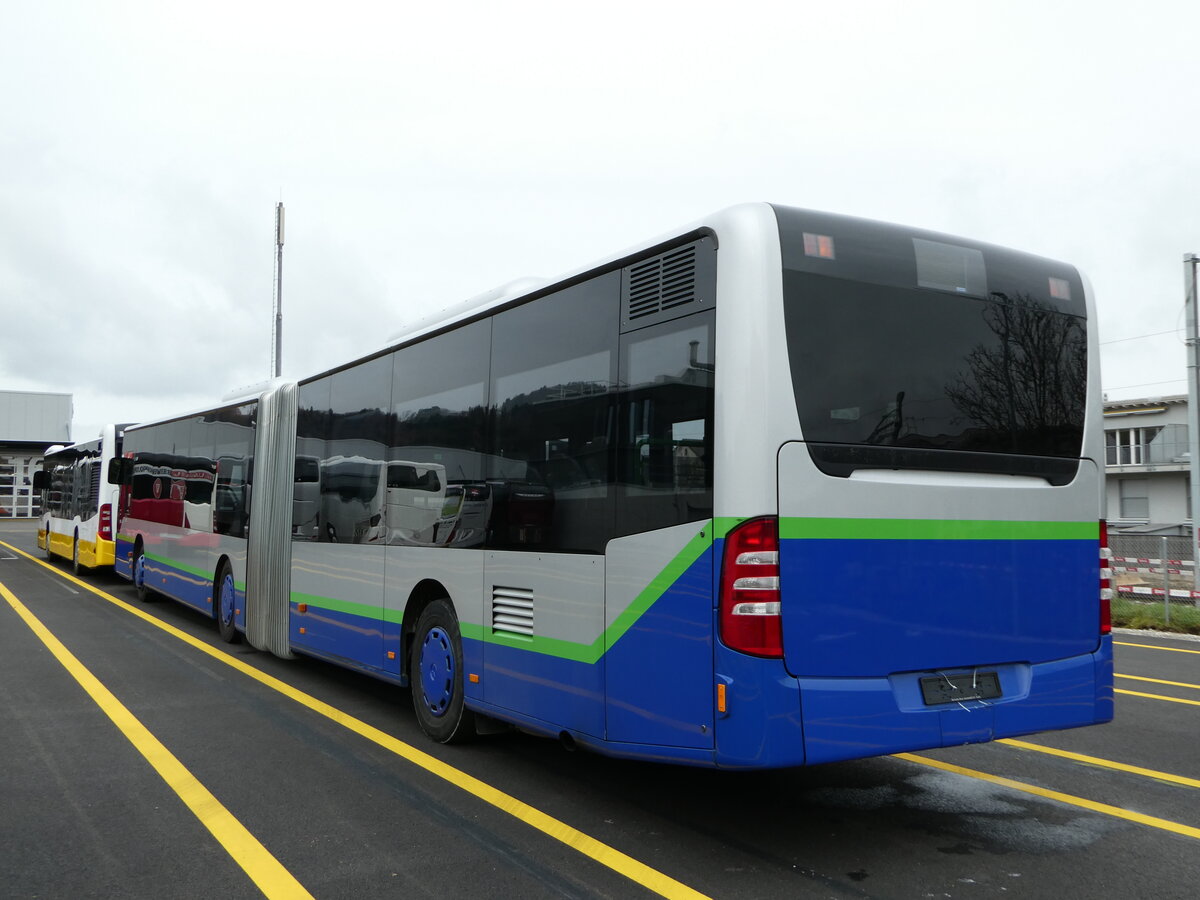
1103;394;1187;415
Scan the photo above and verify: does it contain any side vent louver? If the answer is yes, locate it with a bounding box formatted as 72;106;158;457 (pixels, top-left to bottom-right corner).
492;586;534;637
621;236;716;333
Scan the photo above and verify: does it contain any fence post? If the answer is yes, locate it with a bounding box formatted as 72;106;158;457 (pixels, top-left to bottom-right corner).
1162;535;1171;626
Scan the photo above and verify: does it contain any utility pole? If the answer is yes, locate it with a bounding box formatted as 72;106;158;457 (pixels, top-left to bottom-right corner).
272;202;285;379
1186;253;1200;588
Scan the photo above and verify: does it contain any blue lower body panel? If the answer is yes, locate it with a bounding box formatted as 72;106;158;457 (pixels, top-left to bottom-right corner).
476;638;605;739
291;601;383;671
114;538;133;580
798;636;1113;765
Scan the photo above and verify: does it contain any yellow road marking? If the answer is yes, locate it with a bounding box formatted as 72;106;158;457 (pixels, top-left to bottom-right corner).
1;541;710;900
0;579;313;900
1116;640;1200;656
1116;688;1200;707
1117;673;1200;691
895;753;1200;841
998;739;1200;789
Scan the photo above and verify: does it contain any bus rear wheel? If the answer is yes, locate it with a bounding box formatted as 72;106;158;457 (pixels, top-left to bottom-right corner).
132;544;153;603
409;598;475;744
215;561;241;643
72;537;81;575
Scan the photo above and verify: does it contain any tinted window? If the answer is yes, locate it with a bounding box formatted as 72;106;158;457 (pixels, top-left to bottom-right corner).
783;272;1086;479
617;312;714;536
210;403;256;537
124;426;158;456
489;273;619;552
127;450;217;529
774;205;1087;482
330;355;393;451
323;356;393;544
296;377;331;541
185;415;216;462
774;204;1085;318
390;321;490;547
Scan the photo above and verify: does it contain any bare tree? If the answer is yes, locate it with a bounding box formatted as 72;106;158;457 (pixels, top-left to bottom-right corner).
945;293;1086;447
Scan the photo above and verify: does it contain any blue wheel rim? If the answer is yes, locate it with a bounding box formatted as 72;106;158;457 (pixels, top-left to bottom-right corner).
419;626;455;718
219;573;236;628
134;554;145;589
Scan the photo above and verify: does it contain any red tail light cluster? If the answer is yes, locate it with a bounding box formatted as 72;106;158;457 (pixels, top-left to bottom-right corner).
1099;519;1112;635
719;517;783;658
99;504;113;542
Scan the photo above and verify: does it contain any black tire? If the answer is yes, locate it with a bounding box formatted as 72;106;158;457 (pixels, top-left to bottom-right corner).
215;560;241;643
72;537;81;576
409;598;475;744
132;543;153;602
42;525;53;560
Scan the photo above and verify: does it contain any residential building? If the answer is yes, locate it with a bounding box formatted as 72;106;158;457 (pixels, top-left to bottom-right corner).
1103;394;1190;534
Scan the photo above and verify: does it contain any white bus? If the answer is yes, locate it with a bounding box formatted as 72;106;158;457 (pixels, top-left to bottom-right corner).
112;204;1111;767
36;423;130;574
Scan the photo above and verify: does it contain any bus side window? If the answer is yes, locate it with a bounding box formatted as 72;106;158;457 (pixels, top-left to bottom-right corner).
488;274;619;553
616;311;714;537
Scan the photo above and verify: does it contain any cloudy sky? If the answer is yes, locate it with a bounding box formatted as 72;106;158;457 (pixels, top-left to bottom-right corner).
4;1;1198;440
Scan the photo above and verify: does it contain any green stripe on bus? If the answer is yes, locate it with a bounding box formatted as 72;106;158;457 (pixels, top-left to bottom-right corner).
778;518;1098;541
144;552;217;581
599;526;711;657
460;525;713;664
286;524;711;665
132;551;246;592
290;591;400;624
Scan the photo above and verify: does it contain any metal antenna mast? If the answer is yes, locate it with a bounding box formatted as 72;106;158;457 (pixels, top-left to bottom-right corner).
1186;253;1200;588
272;202;285;378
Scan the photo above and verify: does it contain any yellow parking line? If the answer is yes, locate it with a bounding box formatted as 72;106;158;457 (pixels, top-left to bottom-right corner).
1116;688;1200;707
895;753;1200;841
1;540;710;900
0;579;313;900
998;739;1200;789
1117;673;1200;691
1116;640;1200;655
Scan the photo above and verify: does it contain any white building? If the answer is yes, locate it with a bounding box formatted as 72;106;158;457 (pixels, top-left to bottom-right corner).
1104;394;1190;534
0;389;73;518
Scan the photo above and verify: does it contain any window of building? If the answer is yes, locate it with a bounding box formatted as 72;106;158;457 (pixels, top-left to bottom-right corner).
1119;478;1149;519
1105;425;1190;466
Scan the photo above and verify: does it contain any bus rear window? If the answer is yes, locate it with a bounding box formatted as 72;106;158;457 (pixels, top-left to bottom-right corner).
782;271;1086;481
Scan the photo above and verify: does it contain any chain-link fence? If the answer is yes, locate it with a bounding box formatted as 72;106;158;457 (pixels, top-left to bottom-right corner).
1109;532;1198;626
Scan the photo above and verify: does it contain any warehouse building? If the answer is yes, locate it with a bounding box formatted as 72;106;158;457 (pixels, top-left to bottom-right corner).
0;390;73;518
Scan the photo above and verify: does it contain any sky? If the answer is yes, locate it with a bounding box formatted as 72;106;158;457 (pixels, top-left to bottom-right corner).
3;1;1199;441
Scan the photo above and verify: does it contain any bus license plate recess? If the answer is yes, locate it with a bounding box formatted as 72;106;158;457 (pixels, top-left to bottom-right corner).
919;672;1002;706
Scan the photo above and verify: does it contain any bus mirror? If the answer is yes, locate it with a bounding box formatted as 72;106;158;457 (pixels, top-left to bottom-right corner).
32;470;46;492
107;458;130;486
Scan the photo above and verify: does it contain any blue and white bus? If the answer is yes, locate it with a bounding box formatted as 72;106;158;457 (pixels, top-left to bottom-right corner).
111;203;1112;767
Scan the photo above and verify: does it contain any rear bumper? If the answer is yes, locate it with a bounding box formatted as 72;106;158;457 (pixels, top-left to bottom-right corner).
798;636;1114;765
712;636;1112;768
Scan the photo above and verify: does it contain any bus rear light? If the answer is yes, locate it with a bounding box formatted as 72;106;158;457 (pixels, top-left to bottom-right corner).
1099;519;1112;635
99;504;113;541
730;600;781;616
720;517;783;658
732;576;780;591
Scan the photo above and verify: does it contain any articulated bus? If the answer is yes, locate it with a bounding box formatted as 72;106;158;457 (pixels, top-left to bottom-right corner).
110;204;1112;768
36;423;130;574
